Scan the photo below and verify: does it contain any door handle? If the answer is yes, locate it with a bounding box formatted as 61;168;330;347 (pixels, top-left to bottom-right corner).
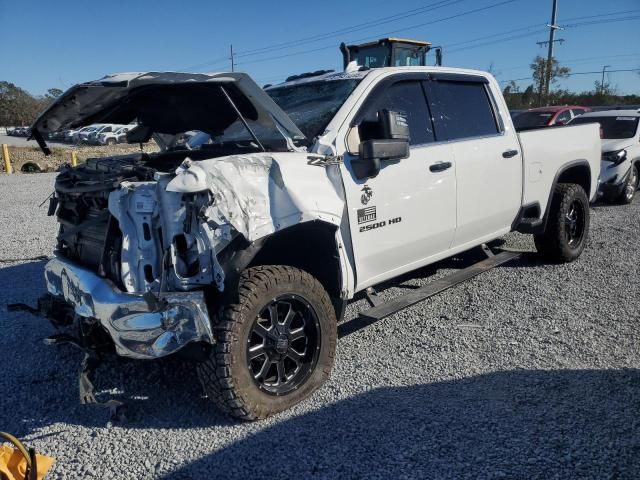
502;149;519;158
429;161;452;172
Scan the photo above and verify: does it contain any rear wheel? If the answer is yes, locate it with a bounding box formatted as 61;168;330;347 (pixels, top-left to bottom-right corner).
534;183;589;263
197;265;337;420
617;165;639;205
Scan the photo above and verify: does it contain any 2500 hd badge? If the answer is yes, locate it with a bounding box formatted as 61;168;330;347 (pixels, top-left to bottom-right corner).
357;206;402;232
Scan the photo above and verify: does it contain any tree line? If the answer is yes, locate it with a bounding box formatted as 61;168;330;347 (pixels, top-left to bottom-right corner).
0;82;62;126
2;58;639;127
502;55;640;110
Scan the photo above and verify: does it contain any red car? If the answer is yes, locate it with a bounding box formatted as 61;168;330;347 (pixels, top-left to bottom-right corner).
513;105;591;130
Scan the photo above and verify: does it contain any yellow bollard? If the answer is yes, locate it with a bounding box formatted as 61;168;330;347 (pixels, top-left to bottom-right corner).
71;151;78;167
2;144;12;174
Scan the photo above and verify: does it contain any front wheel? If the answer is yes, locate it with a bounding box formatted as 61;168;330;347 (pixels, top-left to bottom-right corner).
617;165;639;205
197;265;337;420
534;183;590;263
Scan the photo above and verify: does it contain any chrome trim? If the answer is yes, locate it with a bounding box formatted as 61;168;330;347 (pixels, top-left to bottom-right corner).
44;256;214;359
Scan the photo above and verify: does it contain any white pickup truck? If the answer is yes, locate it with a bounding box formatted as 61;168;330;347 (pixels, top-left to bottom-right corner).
29;67;600;420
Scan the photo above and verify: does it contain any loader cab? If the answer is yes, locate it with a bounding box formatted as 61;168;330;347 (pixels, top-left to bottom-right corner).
340;38;441;69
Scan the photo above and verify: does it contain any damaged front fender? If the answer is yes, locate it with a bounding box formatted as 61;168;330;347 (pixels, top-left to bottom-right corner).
166;152;345;242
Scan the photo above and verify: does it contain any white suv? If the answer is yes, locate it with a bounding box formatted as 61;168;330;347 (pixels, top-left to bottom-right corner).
570;110;640;204
98;125;133;145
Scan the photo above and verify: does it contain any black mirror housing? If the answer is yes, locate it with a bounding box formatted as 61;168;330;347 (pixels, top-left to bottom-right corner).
359;138;409;161
352;139;409;179
379;109;410;141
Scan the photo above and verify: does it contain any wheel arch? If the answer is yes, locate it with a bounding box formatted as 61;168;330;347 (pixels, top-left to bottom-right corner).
539;160;592;234
218;220;349;320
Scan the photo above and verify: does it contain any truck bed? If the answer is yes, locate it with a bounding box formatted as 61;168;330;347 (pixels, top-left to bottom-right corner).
518;123;601;213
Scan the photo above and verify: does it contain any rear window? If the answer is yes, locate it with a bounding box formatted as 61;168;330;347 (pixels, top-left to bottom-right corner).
570;116;639;139
427;81;499;141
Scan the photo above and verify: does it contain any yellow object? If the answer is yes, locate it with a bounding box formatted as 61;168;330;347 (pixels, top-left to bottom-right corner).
0;432;55;480
71;151;78;167
2;144;12;174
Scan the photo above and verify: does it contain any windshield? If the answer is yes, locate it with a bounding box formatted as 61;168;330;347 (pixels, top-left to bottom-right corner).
513;111;554;129
266;78;362;141
570;115;639;139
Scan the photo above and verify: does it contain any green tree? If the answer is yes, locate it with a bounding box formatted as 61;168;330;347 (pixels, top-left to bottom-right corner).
0;81;42;126
530;55;570;105
45;88;63;99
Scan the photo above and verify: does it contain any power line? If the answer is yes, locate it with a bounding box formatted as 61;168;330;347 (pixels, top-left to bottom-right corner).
183;5;640;72
235;0;467;58
499;68;640;84
180;0;470;70
446;14;640;56
236;0;519;68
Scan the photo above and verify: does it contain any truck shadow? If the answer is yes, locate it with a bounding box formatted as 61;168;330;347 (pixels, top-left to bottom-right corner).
0;244;576;434
0;260;233;433
160;368;640;479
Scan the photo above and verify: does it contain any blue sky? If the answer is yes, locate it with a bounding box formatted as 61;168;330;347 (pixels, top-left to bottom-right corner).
1;0;639;96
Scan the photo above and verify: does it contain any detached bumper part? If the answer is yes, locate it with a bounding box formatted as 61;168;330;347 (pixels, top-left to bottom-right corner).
43;257;214;359
598;166;631;199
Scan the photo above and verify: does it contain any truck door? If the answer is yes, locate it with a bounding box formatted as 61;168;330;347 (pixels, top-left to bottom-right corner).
341;77;457;291
424;75;522;248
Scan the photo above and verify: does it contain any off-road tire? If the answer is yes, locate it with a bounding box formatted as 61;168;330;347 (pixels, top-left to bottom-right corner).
617;164;639;205
107;138;116;146
534;183;589;263
197;265;337;421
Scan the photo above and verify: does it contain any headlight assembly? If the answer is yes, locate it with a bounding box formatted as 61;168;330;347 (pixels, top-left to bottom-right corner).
603;149;627;166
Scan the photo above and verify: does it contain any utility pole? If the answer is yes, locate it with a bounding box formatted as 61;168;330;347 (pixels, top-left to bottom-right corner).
544;0;559;101
600;65;611;94
536;0;563;105
230;44;235;72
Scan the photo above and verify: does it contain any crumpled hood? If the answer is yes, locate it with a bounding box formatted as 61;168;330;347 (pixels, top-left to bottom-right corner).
166;152;344;242
31;71;305;142
601;138;633;153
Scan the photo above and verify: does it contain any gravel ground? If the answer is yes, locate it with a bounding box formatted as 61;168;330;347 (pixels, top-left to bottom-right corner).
1;173;639;480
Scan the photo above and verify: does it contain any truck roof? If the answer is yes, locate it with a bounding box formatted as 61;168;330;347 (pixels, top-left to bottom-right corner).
266;66;493;90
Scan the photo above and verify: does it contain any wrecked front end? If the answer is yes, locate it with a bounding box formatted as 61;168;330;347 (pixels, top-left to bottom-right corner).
40;154;228;360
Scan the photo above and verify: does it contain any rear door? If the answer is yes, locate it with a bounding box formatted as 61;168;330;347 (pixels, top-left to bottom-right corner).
425;75;522;248
341;76;457;290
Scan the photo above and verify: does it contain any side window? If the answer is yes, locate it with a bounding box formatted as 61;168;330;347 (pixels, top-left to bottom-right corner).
359;80;435;145
555;110;571;124
426;80;499;141
571;108;585;117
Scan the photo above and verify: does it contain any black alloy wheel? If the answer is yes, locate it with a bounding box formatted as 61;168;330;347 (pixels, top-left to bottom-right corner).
564;199;586;248
247;295;321;395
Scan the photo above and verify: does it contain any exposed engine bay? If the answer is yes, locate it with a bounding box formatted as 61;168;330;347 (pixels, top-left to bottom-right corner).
52;150;239;296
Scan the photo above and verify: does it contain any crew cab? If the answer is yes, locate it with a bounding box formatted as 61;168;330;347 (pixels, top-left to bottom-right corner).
29;67;600;420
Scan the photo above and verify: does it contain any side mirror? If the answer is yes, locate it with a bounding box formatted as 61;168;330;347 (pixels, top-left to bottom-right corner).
352;139;409;179
350;109;410;179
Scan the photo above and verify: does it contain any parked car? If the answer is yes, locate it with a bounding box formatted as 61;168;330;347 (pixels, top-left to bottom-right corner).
30;69;600;420
10;126;31;137
570;109;640;204
97;125;134;145
513;105;591;130
85;124;120;144
78;125;103;143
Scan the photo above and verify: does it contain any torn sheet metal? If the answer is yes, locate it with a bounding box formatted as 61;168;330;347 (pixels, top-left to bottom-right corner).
167;152;345;242
44;256;213;359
